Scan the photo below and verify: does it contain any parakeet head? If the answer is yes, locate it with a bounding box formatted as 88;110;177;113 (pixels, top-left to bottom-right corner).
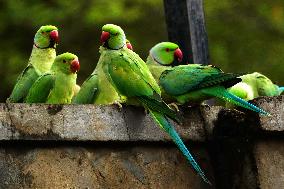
34;25;59;49
52;53;80;75
101;24;126;50
126;39;133;50
149;42;183;65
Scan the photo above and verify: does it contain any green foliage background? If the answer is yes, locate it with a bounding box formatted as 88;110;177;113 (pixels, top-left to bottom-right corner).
0;0;283;102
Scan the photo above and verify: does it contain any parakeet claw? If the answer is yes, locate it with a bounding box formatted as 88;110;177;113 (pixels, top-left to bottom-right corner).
113;101;123;110
168;103;180;112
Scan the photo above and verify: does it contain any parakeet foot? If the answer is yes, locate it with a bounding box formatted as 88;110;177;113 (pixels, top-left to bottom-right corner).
168;103;180;112
113;101;123;110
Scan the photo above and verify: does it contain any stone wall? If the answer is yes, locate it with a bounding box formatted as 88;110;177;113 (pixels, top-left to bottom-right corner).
0;95;283;189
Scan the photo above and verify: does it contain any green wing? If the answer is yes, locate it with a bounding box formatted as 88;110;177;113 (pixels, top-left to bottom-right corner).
107;49;180;123
7;65;39;102
25;73;55;103
107;49;160;97
72;73;98;104
160;64;241;96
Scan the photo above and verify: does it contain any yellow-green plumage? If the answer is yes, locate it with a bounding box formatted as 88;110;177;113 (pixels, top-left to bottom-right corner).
7;25;58;102
225;72;283;108
240;72;282;97
25;53;79;104
72;46;125;104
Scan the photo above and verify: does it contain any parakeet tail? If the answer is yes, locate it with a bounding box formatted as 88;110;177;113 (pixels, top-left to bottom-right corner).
149;110;212;185
138;96;182;124
218;90;270;115
278;86;284;93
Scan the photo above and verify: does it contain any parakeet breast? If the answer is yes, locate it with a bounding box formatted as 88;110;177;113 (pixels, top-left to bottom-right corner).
93;49;124;105
47;73;76;104
29;46;56;74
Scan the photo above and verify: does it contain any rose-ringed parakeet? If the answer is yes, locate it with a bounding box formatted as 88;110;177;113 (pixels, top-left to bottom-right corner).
7;25;59;102
146;42;269;115
225;72;284;108
99;24;211;184
72;40;133;104
239;72;283;97
25;53;80;104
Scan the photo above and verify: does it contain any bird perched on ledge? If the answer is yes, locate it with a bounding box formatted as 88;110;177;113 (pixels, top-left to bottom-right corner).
25;53;80;104
98;24;212;185
7;25;59;103
225;72;284;108
146;42;270;115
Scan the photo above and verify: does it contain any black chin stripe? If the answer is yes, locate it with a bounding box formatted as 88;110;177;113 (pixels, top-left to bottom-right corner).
152;56;165;66
104;41;124;50
34;40;56;49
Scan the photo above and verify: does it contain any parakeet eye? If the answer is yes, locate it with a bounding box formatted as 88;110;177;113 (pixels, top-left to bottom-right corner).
63;60;67;63
166;48;170;52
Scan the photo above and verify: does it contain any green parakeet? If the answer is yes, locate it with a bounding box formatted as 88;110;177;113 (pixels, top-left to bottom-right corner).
99;24;211;184
72;40;132;104
225;72;284;108
239;72;283;97
7;25;59;102
25;53;80;104
146;42;269;115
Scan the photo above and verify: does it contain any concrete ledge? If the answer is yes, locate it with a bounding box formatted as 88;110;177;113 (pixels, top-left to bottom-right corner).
0;96;284;189
0;103;205;141
0;95;283;142
253;95;284;131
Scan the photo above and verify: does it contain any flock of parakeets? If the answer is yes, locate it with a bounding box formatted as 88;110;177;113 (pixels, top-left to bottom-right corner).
6;24;284;184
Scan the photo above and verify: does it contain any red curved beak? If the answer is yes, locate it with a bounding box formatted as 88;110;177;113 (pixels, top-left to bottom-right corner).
126;42;133;50
50;30;59;44
100;31;110;44
174;48;183;62
70;59;80;73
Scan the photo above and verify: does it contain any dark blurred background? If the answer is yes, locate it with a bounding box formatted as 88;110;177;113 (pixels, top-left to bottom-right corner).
0;0;283;102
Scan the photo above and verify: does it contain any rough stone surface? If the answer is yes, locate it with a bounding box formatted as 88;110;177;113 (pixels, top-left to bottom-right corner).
0;103;208;141
254;140;284;189
0;145;213;189
252;95;284;131
0;96;283;141
0;96;284;188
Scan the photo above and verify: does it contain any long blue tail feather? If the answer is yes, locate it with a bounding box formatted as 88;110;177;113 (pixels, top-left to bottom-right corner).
205;88;270;115
149;110;212;185
222;90;270;115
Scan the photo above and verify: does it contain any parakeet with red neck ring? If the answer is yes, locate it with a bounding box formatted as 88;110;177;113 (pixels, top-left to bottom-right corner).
146;42;270;116
7;25;59;102
98;24;212;185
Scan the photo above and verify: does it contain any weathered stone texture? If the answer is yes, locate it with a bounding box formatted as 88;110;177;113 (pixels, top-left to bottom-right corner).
254;140;284;189
0;103;207;141
0;96;283;188
253;95;284;131
0;146;213;189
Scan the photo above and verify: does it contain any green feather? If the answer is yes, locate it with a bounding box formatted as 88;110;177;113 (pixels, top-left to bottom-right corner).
25;53;78;104
7;25;57;103
72;46;125;105
72;73;98;104
147;42;269;115
25;73;55;103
